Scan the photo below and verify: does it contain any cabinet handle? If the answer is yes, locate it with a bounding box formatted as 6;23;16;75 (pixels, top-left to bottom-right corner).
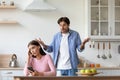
5;72;13;74
110;26;112;35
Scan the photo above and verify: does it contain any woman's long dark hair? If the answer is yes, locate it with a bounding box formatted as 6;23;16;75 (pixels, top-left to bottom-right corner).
28;40;46;55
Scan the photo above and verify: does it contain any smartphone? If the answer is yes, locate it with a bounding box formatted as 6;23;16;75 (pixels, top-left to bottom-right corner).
32;55;36;58
27;66;34;72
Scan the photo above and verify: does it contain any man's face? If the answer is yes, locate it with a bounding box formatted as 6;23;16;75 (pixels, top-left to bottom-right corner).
59;21;69;33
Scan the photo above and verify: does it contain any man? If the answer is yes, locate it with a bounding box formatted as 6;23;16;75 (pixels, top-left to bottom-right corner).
37;17;89;76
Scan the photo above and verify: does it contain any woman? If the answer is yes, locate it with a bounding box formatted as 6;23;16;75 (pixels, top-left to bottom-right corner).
24;40;56;76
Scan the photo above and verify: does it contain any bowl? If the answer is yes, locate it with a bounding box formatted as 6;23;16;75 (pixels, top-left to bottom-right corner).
76;72;100;76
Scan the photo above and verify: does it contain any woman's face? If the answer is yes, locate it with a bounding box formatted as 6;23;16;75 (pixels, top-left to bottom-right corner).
28;45;40;57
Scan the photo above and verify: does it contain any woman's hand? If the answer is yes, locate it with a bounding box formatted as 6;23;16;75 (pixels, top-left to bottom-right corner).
28;50;32;60
28;50;32;59
27;50;32;64
31;71;44;76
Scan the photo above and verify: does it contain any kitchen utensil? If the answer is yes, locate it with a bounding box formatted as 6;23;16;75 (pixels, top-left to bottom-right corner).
89;41;92;48
108;42;112;58
92;41;95;48
102;54;107;59
89;41;95;48
97;42;100;58
102;42;107;59
89;42;91;48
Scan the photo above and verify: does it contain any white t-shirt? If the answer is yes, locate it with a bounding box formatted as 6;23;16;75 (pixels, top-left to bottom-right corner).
57;33;71;69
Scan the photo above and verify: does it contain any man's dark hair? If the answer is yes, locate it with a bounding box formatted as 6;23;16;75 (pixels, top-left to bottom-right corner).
57;17;70;25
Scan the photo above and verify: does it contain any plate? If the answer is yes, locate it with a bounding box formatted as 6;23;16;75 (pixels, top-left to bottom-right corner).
76;72;100;76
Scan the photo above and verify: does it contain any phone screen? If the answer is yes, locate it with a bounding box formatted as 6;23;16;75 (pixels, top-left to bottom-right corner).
32;55;36;58
27;67;34;72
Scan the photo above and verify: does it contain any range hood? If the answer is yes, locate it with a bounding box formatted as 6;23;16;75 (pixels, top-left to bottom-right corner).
24;0;56;11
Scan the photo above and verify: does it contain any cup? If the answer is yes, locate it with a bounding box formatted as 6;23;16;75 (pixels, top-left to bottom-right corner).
96;64;100;68
93;29;97;35
90;64;95;68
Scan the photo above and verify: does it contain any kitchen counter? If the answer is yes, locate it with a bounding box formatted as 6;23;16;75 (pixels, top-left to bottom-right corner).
0;67;23;70
78;67;120;70
14;76;120;80
0;67;24;80
77;67;120;76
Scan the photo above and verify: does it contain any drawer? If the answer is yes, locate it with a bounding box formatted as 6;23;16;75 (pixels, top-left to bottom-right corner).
0;70;23;76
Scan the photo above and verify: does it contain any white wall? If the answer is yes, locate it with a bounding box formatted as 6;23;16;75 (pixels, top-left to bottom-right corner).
0;0;120;68
0;0;85;67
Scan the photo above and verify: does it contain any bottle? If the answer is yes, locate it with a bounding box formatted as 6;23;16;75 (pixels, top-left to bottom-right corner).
83;61;87;68
93;29;98;35
96;12;99;20
96;0;99;5
10;1;14;6
2;1;6;6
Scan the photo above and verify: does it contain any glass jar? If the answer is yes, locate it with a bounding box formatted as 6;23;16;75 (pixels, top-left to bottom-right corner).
10;1;14;6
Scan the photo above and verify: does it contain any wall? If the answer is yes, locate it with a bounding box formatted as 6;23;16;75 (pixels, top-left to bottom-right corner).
0;0;85;67
0;0;120;68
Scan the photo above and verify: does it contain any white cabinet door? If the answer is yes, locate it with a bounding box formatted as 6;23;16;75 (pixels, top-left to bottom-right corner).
89;0;120;41
114;0;120;37
89;0;109;38
0;70;23;80
97;69;120;76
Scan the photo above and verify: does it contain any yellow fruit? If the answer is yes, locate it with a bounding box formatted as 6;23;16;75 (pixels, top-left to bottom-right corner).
90;68;97;73
85;69;92;74
80;69;85;74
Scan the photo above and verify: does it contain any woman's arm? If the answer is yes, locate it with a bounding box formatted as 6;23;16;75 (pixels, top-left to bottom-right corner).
43;55;56;76
23;51;33;76
23;63;29;76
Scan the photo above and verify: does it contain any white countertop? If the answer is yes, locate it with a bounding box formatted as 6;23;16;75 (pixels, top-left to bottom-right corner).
78;67;120;70
0;67;23;70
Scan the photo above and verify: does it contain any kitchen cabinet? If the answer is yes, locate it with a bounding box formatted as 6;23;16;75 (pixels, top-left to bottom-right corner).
0;68;23;80
97;69;120;76
89;0;120;41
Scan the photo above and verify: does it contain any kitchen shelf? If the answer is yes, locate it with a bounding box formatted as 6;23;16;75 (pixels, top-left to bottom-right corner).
115;6;120;8
90;36;120;42
0;5;16;9
0;21;18;24
91;5;99;7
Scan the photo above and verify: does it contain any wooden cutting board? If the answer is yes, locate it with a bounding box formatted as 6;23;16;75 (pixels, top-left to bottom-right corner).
0;54;12;67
